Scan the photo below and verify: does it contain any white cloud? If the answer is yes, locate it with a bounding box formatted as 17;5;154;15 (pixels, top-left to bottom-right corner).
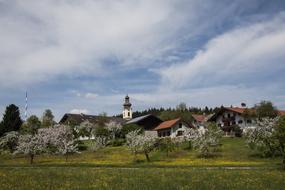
159;12;285;90
85;93;98;99
0;0;255;88
69;109;89;114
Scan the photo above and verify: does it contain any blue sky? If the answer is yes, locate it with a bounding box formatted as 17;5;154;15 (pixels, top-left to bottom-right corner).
0;0;285;121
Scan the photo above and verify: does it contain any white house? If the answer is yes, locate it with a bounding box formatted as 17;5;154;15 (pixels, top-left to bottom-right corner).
209;107;256;129
154;118;192;138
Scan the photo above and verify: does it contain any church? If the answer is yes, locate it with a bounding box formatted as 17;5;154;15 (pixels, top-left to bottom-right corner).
58;95;193;138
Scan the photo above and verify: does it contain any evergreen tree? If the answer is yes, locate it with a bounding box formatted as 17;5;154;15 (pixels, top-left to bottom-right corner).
42;109;54;128
0;104;23;137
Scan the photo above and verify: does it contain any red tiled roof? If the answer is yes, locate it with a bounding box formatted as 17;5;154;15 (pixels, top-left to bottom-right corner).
224;107;247;114
192;114;207;122
278;110;285;116
154;118;181;130
225;107;285;116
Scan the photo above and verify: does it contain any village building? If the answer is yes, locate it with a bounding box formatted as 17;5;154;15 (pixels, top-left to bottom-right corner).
59;113;124;126
123;95;132;120
209;106;285;129
191;114;213;128
126;114;163;136
154;118;192;138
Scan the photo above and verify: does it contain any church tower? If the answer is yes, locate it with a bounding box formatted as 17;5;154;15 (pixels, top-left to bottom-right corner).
123;95;132;120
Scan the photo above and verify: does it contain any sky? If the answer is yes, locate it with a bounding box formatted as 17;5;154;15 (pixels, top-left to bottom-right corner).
0;0;285;121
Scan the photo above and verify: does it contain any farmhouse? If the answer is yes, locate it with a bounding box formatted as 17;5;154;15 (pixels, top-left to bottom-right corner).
59;113;124;126
154;118;192;138
209;106;285;129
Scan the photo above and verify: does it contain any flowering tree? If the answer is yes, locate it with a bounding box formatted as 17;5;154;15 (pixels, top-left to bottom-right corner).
43;125;79;161
191;123;223;157
273;117;285;168
0;131;19;153
126;129;156;162
244;117;279;157
106;121;122;140
14;134;46;164
90;136;108;152
14;125;78;164
79;121;97;139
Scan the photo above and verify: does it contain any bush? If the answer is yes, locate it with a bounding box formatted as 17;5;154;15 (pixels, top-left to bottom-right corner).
77;141;88;151
109;138;126;146
233;125;242;137
121;124;142;138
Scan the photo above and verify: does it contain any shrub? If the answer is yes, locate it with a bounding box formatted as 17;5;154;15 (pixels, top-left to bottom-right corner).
109;138;126;146
233;125;242;137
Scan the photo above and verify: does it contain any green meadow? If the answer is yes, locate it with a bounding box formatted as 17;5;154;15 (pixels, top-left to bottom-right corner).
0;138;284;189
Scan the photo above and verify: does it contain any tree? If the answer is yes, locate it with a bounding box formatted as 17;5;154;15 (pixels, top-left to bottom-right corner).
106;121;122;140
273;117;285;168
25;115;41;135
42;109;54;128
176;102;187;111
126;129;156;162
0;104;23;136
38;125;78;161
90;136;108;152
157;137;175;156
79;121;96;139
0;131;19;153
255;101;278;118
121;124;142;138
192;123;223;157
244;117;279;157
14;134;46;164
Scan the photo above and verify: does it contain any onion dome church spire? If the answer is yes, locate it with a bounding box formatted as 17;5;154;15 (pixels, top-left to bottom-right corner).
123;95;132;120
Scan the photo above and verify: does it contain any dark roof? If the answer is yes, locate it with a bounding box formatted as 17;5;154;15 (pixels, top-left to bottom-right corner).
126;114;153;124
126;114;163;130
59;113;124;126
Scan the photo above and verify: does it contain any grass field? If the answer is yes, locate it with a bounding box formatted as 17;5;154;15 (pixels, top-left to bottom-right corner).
0;137;284;189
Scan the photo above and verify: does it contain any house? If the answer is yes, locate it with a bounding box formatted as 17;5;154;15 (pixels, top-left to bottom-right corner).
59;113;124;126
209;107;285;129
191;114;213;128
126;114;163;136
154;118;192;138
209;107;256;129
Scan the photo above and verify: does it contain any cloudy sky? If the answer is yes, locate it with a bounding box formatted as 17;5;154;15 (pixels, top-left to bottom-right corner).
1;0;285;121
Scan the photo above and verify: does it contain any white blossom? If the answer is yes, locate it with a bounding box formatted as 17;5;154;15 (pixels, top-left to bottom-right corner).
106;121;122;140
126;129;156;161
90;136;108;152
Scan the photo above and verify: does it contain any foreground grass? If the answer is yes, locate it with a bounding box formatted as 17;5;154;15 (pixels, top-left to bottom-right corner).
0;138;282;168
0;138;284;189
0;167;284;190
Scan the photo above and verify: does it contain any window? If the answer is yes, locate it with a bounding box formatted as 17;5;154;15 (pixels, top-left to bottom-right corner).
158;132;161;137
167;131;171;136
128;112;130;116
238;120;243;124
228;113;231;118
179;123;182;128
247;119;252;124
177;131;184;136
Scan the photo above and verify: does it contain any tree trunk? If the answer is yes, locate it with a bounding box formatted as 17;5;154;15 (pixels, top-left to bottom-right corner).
283;155;285;169
30;154;34;165
65;154;68;162
144;151;150;162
